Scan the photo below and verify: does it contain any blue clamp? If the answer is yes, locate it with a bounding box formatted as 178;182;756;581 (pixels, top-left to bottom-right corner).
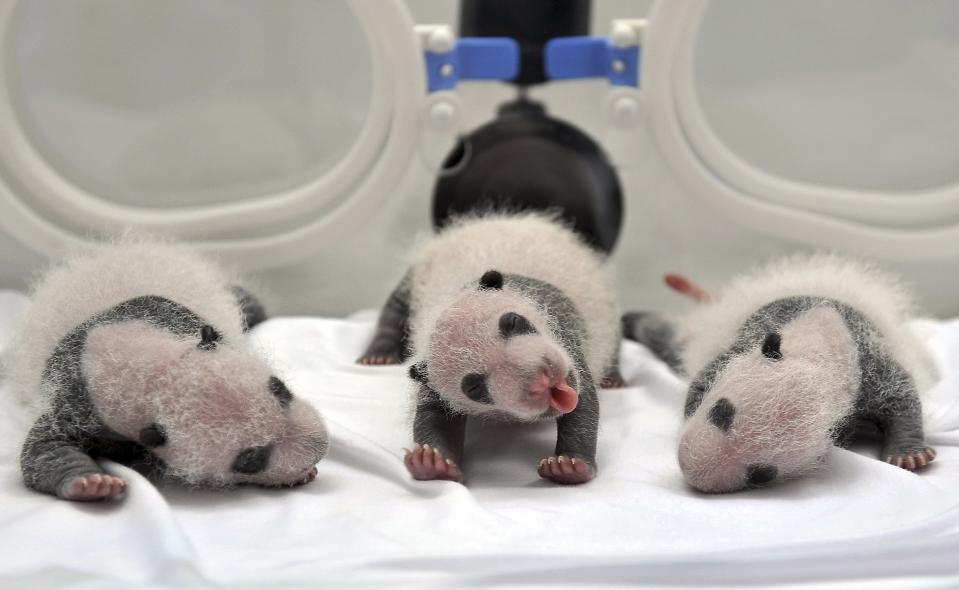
544;36;639;87
425;37;519;92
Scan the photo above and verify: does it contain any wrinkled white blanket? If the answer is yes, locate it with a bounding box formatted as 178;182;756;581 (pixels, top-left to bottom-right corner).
1;290;958;589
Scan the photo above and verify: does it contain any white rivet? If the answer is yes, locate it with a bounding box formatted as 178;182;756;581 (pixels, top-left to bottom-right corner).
611;22;637;48
440;63;454;78
611;60;626;74
612;96;639;125
429;101;457;128
427;27;455;54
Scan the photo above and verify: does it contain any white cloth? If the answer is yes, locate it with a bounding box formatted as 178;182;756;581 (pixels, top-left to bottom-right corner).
1;291;959;589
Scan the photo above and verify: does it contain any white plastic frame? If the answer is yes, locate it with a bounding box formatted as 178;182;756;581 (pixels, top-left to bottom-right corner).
0;0;424;268
644;0;959;260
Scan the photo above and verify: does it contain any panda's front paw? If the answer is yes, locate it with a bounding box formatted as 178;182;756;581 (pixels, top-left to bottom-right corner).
538;454;595;485
358;354;402;365
59;473;127;501
884;446;936;471
404;444;464;483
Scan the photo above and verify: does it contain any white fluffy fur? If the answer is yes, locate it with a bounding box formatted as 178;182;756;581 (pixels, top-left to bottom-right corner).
12;236;327;487
678;253;937;392
408;212;620;395
12;235;246;411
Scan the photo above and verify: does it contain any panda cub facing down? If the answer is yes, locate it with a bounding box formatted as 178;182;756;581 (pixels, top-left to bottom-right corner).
625;255;937;493
359;213;621;484
13;238;329;501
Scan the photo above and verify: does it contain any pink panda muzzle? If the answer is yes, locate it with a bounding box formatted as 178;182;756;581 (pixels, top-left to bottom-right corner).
529;369;578;414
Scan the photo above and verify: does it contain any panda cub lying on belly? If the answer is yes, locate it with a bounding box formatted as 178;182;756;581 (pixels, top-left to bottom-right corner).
358;213;622;484
624;254;938;493
12;238;328;501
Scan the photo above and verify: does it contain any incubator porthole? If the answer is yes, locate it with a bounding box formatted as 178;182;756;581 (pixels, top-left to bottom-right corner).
692;0;959;193
9;0;373;208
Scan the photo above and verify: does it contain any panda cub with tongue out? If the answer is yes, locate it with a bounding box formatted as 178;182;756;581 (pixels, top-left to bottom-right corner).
359;213;621;484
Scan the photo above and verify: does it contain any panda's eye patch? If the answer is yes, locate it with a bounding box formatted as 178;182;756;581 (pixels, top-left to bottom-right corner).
499;312;536;338
269;376;293;407
707;398;735;431
761;333;782;360
139;423;167;447
232;445;272;474
746;464;778;486
461;373;494;404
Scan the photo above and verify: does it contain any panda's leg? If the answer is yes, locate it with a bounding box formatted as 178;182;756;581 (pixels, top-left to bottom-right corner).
600;353;625;389
872;384;935;472
358;275;411;365
405;387;467;483
20;414;126;501
540;378;598;485
621;311;684;373
230;285;268;331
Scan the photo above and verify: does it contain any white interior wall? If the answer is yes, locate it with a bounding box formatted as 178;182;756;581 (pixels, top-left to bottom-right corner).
1;0;958;321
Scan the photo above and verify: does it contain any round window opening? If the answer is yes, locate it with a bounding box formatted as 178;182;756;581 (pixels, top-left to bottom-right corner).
10;0;373;208
693;0;959;193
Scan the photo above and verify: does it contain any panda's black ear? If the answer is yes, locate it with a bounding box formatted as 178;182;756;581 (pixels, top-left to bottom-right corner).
408;361;429;384
198;325;221;350
761;332;782;360
479;270;504;290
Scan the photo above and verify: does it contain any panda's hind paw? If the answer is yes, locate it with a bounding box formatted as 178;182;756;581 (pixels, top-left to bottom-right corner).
884;447;936;471
59;473;127;501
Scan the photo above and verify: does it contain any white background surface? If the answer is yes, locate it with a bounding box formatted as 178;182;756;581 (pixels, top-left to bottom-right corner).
2;292;959;589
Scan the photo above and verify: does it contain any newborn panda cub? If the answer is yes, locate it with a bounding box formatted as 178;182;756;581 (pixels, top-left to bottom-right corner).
627;255;937;493
13;238;329;501
359;214;621;484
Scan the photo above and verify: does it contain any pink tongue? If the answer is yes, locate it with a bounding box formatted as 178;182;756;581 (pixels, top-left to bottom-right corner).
549;381;579;413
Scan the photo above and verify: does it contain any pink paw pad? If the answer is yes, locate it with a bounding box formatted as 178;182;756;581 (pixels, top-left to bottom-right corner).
538;455;595;485
357;354;401;366
885;447;936;471
600;376;625;389
404;444;464;483
60;473;127;501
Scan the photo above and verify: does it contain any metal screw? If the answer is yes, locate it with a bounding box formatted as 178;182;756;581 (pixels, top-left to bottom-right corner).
611;60;625;73
440;63;454;77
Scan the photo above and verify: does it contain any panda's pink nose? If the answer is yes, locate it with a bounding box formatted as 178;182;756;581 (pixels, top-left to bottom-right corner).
529;370;578;413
